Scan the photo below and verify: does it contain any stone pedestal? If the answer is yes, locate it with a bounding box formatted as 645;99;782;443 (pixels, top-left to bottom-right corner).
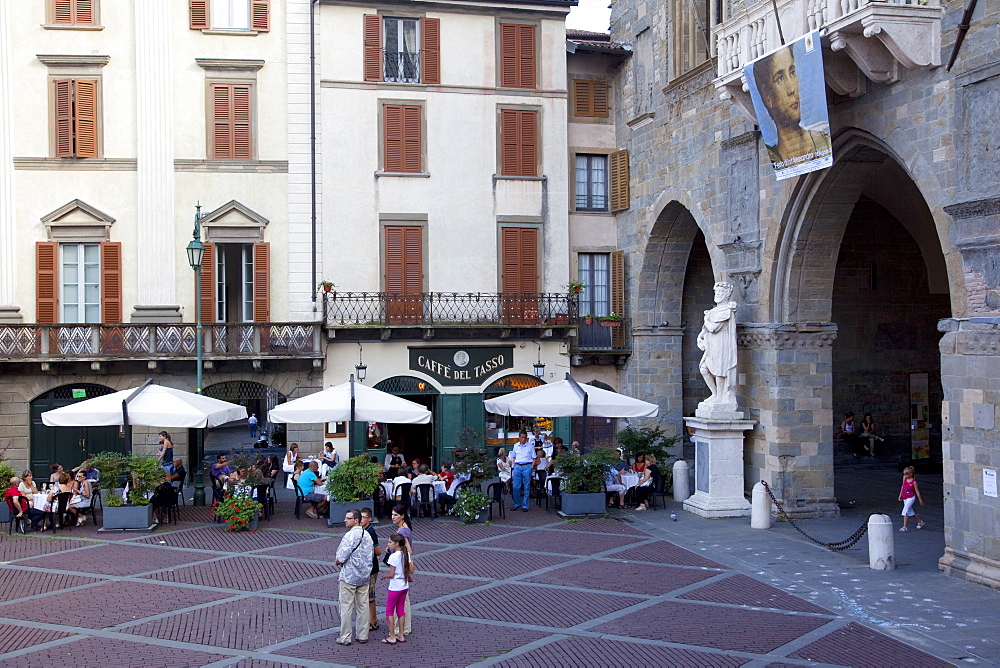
683;415;755;518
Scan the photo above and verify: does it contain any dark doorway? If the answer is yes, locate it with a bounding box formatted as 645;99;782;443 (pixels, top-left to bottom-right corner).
30;384;124;473
388;394;435;469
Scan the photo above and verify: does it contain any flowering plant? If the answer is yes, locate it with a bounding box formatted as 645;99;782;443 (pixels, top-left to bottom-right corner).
450;490;491;524
567;281;584;294
212;494;262;532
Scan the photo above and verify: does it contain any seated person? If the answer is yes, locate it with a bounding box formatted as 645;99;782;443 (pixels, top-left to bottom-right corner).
265;455;280;481
605;466;626;509
319;442;339;474
150;479;178;514
168;458;186;487
437;463;455;490
549;440;568;475
410;464;436;490
612;448;629;473
211;455;231;483
225;466;246;490
49;463;64;485
406;459;421;479
4;477;46;531
70;471;93;526
71;461;100;483
533;448;549;478
389;471;411;503
298;461;329;519
18;470;40;495
634;455;658;511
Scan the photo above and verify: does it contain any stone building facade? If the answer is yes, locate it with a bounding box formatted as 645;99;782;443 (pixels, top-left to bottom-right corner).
608;0;1000;587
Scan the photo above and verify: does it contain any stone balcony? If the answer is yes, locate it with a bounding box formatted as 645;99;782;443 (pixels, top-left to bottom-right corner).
714;0;944;119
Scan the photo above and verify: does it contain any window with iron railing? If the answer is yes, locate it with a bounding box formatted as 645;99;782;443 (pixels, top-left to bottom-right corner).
384;50;421;83
384;17;420;83
575;154;609;211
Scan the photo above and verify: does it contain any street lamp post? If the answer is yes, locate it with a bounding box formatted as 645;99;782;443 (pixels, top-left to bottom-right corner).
186;204;206;506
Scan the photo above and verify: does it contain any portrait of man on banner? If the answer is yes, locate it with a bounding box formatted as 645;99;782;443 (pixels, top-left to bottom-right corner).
744;31;833;180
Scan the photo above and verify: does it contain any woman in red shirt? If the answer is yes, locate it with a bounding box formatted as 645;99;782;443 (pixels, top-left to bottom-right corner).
632;453;647;474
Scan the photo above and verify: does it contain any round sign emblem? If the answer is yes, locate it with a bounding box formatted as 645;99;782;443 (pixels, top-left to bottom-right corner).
453;350;470;367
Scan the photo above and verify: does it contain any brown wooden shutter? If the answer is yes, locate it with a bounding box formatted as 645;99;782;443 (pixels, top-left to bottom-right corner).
75;0;95;24
518;24;536;89
500;227;538;322
610;250;625;347
364;14;383;82
100;241;122;323
610;149;630;211
73;79;98;158
385;227;404;295
403;105;421;172
384;104;403;172
421;17;441;84
253;242;270;322
251;0;269;32
573;80;610;117
232;85;252;160
500;109;537;177
499;24;517;87
519;110;537;177
189;0;209;29
52;0;74;24
54;80;74;157
384;226;423;323
593;80;609;116
500;109;519;176
36;242;59;324
199;242;215;323
500;24;535;88
211;84;231;159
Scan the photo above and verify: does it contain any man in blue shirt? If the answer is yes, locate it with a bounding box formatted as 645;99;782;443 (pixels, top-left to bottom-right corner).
511;430;534;512
298;460;329;519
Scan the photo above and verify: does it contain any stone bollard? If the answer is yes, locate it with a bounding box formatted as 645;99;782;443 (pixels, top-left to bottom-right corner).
672;460;690;502
868;514;895;570
751;482;771;529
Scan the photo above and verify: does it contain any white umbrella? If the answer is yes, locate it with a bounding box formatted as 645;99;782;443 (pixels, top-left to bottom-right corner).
268;377;431;425
484;374;658;418
41;383;248;429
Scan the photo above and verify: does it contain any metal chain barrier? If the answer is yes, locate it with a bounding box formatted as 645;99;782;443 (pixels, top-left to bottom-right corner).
761;481;869;551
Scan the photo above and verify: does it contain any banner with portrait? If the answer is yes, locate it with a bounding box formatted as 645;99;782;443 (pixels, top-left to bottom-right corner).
744;31;832;180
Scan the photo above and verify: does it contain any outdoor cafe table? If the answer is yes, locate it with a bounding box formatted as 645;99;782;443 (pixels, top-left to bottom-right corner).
31;493;48;510
380;480;447;500
619;472;640;491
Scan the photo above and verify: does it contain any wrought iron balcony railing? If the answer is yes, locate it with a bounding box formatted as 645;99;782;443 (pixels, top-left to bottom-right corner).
572;318;631;352
323;292;578;328
384;50;421;83
0;323;322;360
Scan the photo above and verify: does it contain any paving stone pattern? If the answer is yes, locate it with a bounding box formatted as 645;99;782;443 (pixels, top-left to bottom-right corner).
0;504;953;667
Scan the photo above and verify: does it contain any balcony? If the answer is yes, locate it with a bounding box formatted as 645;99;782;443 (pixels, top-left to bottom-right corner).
569;317;632;367
0;323;322;363
322;292;578;338
714;0;943;117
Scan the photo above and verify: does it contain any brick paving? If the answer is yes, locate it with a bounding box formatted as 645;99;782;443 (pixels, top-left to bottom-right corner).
0;500;960;667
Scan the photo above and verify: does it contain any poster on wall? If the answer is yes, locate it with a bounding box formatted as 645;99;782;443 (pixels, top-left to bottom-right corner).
744;31;833;181
909;372;930;459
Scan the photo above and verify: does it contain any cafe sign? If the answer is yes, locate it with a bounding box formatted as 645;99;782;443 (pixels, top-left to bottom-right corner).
409;346;514;386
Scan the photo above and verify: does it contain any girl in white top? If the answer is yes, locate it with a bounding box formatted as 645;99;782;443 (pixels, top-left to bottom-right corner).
496;448;512;489
382;533;413;644
283;444;300;488
533;448;549;478
18;470;39;495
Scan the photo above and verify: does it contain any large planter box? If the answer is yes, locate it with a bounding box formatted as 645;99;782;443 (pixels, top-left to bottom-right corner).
327;500;365;527
559;492;606;517
0;503;11;523
102;504;155;530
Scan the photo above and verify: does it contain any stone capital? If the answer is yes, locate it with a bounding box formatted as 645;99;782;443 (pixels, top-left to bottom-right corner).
737;323;838;350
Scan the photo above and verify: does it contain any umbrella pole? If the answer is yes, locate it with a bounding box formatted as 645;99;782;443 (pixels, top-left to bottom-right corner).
349;374;356;456
122;399;132;451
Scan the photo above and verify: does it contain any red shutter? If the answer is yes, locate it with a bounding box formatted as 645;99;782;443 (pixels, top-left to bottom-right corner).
519;110;537;177
200;242;215;323
100;241;122;323
499;23;517;87
500;227;538;322
232;84;252;160
251;0;269;32
189;0;209;29
36;242;59;324
518;24;536;89
54;80;73;157
52;0;73;24
500;109;536;177
402;105;421;173
75;0;95;25
211;84;231;159
421;17;440;84
253;242;270;322
402;227;422;295
364;14;383;82
385;227;404;295
384;104;403;172
73;79;98;158
384;226;422;324
610;250;625;347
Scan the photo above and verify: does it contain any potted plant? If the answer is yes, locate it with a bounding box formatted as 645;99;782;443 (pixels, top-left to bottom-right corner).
567;280;584;294
599;314;624;327
583;314;595;325
318;280;336;292
89;451;165;530
325;454;381;527
450;428;492;523
213;494;263;532
553;446;618;516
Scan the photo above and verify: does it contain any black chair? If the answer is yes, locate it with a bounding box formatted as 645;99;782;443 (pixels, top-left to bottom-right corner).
391;482;412;514
486;481;505;520
544;476;562;511
48;491;74;533
532;470;548;507
439;481;465;515
152;483;178;525
90;487;103;520
174;477;186;506
413;483;435;519
645;470;665;510
255;484;273;520
293;481;306;519
210;475;225;504
5;498;26;535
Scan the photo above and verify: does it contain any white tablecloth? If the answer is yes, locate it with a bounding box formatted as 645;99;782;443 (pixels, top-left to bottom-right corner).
381;480;448;499
619;473;640;491
31;493;48;510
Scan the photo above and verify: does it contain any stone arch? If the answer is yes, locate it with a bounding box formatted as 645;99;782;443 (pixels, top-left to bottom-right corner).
771;128;957;323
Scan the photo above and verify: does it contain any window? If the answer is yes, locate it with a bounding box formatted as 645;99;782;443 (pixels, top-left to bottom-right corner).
382;104;422;173
189;0;269;32
50;0;96;26
54;79;99;158
575;155;608;211
198;242;269;322
35;241;121;324
500;108;538;177
384;226;424;324
364;15;441;85
573;80;609;118
501;227;539;322
499;23;536;88
674;0;717;76
577;253;610;317
610;149;630;211
210;83;253;160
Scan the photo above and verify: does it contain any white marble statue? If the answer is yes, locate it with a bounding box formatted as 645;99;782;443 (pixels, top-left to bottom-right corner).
696;281;739;416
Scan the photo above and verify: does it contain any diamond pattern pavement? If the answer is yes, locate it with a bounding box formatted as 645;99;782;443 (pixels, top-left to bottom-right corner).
0;504;957;666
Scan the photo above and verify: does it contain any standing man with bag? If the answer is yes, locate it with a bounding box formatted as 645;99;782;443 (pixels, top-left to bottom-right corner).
335;508;374;646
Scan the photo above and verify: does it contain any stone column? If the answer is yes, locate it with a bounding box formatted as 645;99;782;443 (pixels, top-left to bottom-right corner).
131;0;181;323
937;317;1000;589
738;323;841;519
0;1;20;323
627;325;684;437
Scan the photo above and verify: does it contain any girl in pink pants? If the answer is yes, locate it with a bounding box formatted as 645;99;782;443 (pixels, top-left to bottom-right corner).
381;533;412;644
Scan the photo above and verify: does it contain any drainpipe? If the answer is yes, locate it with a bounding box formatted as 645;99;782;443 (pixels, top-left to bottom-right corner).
310;0;319;311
